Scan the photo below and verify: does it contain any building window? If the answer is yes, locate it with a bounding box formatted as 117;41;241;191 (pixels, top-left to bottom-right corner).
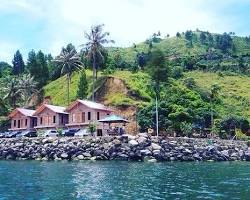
40;117;43;125
14;120;16;127
61;115;64;124
53;115;56;123
97;112;100;120
107;113;110;116
18;120;21;128
25;119;28;126
88;112;91;120
82;112;85;122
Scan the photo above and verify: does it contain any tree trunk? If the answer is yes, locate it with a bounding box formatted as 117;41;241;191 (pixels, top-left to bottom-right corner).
67;75;70;106
92;56;96;101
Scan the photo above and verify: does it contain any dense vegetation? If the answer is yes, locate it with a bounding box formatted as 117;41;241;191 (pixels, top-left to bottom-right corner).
1;27;250;139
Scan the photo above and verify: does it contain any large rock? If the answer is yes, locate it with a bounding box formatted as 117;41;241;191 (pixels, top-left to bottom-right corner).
129;140;138;146
82;152;91;157
60;153;69;159
137;136;147;144
140;149;152;156
151;143;161;150
138;133;148;138
113;139;121;146
77;155;84;160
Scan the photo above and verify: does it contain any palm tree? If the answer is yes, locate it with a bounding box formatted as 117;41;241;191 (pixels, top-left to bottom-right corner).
19;74;38;105
2;76;22;108
1;74;38;108
82;24;114;101
54;48;82;105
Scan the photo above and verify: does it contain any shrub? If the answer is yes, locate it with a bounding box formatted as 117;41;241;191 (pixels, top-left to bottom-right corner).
57;128;63;137
172;66;183;79
88;122;97;135
180;122;193;137
235;129;248;140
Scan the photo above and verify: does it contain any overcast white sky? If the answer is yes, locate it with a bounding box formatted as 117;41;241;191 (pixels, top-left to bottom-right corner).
0;0;249;63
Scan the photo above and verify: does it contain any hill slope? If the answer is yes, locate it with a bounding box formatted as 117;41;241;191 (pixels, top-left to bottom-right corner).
44;69;250;120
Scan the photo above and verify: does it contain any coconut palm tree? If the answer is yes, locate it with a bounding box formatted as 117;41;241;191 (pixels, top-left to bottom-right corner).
1;74;38;108
54;48;82;105
19;73;38;105
2;76;22;108
82;24;114;101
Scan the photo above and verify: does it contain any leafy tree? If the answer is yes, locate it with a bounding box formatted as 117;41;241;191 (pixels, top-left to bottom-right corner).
215;33;233;52
27;50;49;89
200;32;207;44
12;50;25;75
136;52;146;69
76;70;88;99
88;122;97;136
0;97;8;116
185;30;193;46
183;77;196;89
26;50;37;77
82;24;114;101
148;48;170;99
207;33;214;47
36;50;49;88
137;101;171;132
55;48;82;105
238;56;247;73
210;83;221;129
183;55;198;70
0;62;11;78
176;32;181;37
172;66;183;79
180;122;193;137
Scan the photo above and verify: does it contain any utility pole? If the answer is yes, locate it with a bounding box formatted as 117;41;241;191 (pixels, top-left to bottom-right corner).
156;96;159;137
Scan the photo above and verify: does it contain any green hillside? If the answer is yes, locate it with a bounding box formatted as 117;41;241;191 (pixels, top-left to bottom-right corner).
44;69;250;121
183;71;250;119
44;69;151;107
108;32;250;65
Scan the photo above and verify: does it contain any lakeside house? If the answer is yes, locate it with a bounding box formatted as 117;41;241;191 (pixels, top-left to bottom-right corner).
8;108;37;131
7;100;121;135
65;99;112;135
33;104;68;130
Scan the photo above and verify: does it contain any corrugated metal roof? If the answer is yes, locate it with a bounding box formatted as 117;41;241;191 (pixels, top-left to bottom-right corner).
98;115;129;123
33;104;68;115
77;99;111;111
17;108;36;116
10;108;36;117
45;104;68;114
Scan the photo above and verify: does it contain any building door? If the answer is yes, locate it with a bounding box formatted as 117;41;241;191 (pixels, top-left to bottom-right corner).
97;129;102;136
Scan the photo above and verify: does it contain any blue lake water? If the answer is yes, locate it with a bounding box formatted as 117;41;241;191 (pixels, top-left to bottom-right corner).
0;161;249;200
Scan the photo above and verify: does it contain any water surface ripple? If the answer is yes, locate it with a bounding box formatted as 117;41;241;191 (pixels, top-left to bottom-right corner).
0;161;249;200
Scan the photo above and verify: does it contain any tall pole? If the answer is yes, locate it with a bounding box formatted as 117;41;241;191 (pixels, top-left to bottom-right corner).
156;96;159;137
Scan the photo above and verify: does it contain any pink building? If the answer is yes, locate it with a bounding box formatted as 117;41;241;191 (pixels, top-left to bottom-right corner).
65;99;112;134
33;104;68;130
8;108;37;131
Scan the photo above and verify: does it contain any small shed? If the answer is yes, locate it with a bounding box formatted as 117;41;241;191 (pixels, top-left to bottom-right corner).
98;115;129;135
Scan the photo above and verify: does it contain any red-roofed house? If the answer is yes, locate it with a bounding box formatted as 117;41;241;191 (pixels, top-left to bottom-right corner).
33;104;68;129
65;99;112;133
8;108;37;131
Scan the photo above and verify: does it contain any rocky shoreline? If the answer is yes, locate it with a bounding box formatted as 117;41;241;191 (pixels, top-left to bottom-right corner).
0;133;249;162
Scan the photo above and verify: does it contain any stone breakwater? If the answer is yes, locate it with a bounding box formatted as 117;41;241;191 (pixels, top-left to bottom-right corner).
0;133;249;161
